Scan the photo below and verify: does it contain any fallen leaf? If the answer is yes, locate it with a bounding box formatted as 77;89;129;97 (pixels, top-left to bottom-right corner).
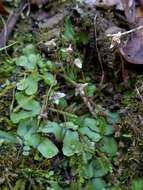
119;8;143;65
121;0;136;23
118;0;143;65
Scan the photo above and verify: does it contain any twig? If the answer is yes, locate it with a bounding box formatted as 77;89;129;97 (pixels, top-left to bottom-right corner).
59;73;96;117
107;25;143;38
0;0;27;48
0;15;7;47
0;42;17;51
75;83;96;117
93;14;104;85
135;85;143;102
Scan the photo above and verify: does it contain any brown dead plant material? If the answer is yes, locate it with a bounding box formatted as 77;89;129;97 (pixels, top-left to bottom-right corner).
103;0;143;65
0;2;9;16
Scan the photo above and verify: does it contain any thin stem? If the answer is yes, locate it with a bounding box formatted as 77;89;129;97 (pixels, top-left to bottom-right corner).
107;25;143;37
49;107;78;118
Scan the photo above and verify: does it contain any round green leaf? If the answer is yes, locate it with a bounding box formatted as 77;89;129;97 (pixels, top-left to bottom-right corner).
16;54;37;71
64;17;75;42
104;124;114;136
100;137;118;156
0;130;20;144
37;138;59;158
83;118;100;133
11;94;41;123
11;111;33;123
17;76;38;95
17;119;38;139
22;44;35;55
85;178;106;190
17;78;28;91
27;54;38;69
79;126;101;142
27;134;41;148
43;72;56;85
38;121;64;141
16;93;41;113
82;162;94;179
62;130;81;156
98;117;114;135
107;112;120;125
86;84;96;97
93;157;112;177
61;122;79;130
25;76;38;95
16;56;28;68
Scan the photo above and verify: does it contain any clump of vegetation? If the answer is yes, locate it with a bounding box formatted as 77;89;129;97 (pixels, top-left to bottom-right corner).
0;2;143;190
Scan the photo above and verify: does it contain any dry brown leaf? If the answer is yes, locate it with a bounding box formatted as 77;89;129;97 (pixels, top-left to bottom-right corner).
119;17;143;65
119;0;143;65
